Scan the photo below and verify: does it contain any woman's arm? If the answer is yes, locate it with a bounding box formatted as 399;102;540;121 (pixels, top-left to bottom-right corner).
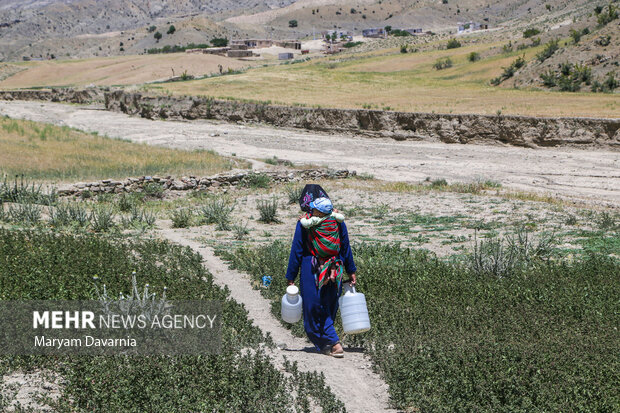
339;222;357;275
285;221;305;283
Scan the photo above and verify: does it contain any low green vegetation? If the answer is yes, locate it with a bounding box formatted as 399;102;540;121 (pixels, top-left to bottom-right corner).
257;196;280;223
343;41;363;48
523;28;541;38
540;63;617;93
0;226;344;411
467;52;481;62
446;38;462;49
219;240;619;411
536;39;560;63
433;57;453;70
491;56;526;86
596;3;618;26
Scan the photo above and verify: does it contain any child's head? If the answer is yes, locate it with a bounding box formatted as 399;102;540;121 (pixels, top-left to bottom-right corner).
309;197;333;216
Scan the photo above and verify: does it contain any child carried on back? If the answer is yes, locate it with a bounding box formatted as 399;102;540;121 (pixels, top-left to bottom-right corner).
300;197;345;289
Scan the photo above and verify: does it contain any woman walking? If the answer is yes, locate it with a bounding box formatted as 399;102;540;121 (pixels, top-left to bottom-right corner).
285;184;357;357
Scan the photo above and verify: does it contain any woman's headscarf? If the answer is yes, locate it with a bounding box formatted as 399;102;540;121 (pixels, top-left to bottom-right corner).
299;184;329;212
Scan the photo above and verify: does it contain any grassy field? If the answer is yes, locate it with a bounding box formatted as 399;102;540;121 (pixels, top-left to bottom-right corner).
148;42;620;118
0;116;247;180
0;53;250;88
219;241;620;412
0;229;345;412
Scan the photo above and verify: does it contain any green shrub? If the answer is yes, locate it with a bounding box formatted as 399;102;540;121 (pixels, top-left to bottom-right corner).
170;208;193;228
232;221;250;240
0;174;57;205
596;34;612;46
591;72;618;93
121;204;156;230
241;173;271;189
491;56;526;86
446;38;461;49
597;4;618;26
391;29;411;37
536;39;559;62
6;199;42;225
284;184;303;205
540;69;558;87
90;205;116;232
433;57;453;70
343;41;362;48
400;44;408;53
211;37;228;47
467;52;481;62
116;193;135;212
257;197;279;223
200;198;235;230
143;182;165;199
523;28;541;38
569;28;582;44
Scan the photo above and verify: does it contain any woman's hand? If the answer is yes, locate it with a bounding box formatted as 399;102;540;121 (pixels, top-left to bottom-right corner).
349;273;356;286
287;279;295;286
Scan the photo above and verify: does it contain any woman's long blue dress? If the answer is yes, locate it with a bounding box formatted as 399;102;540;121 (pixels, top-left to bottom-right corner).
285;220;357;352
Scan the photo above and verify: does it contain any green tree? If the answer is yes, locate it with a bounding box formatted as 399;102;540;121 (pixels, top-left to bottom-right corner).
167;25;176;34
211;38;228;47
154;31;162;41
288;19;298;28
446;38;461;49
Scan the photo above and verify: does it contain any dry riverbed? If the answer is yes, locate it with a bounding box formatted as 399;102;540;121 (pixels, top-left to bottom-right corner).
0;100;618;208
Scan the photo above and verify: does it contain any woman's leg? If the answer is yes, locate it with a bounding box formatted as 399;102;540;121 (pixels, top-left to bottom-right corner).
299;257;340;352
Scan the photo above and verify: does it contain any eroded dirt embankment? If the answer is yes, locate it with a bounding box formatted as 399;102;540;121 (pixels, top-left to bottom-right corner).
1;88;619;149
104;90;620;149
0;89;102;104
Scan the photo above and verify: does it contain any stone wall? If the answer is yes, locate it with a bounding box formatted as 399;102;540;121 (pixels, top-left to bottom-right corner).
58;169;352;196
104;91;620;149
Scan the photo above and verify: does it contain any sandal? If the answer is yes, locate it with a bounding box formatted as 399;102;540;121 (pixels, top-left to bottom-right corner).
329;342;344;358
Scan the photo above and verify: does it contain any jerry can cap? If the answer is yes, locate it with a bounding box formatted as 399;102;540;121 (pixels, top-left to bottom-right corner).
286;285;299;296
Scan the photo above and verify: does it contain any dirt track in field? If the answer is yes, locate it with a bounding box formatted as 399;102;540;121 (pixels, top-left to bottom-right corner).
0;100;618;208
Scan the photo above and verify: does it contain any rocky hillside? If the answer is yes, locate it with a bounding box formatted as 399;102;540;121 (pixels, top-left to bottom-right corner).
0;0;608;61
503;4;619;93
0;0;295;60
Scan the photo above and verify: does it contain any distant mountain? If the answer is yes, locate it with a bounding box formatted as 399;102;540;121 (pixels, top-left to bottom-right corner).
0;0;602;62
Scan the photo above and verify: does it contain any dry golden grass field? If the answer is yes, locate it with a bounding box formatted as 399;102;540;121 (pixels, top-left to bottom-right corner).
0;116;245;180
149;42;620;118
0;53;251;88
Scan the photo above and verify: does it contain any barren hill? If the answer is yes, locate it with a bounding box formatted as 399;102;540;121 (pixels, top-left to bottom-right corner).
0;0;295;61
0;0;609;62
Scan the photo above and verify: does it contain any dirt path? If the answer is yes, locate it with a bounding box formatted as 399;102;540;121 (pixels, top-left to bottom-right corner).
0;100;618;207
158;228;396;413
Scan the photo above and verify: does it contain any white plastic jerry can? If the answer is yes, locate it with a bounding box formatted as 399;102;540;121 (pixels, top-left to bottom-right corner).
281;285;303;323
339;283;371;334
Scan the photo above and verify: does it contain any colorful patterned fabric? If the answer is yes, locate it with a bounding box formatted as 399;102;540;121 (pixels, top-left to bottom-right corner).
299;184;329;213
306;214;343;289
